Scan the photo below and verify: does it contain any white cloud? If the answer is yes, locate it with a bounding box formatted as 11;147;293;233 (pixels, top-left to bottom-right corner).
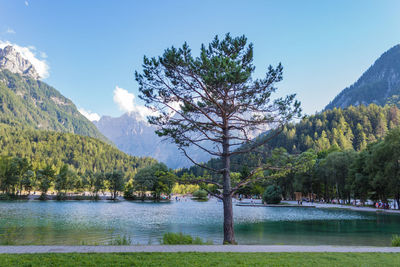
113;86;135;112
113;86;154;122
25;1;29;6
0;40;49;79
78;108;100;122
5;28;15;34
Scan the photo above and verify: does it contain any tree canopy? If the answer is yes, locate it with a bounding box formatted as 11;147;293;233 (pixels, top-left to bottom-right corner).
136;33;301;244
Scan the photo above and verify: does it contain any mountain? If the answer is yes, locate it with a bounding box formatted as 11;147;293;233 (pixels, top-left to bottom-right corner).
0;45;40;79
94;112;211;168
0;45;156;177
326;44;400;110
0;46;108;142
0;123;157;179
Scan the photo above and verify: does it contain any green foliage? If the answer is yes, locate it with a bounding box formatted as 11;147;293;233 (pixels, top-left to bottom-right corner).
55;164;78;195
185;104;400;176
263;185;282;204
0;124;157;179
392;235;400;247
0;70;108;142
162;232;211;245
37;165;55;196
192;189;208;200
0;225;20;245
105;170;125;200
0;154;153;200
108;235;132;245
133;163;176;200
171;183;199;195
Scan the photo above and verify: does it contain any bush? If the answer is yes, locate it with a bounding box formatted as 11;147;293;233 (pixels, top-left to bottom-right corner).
38;193;48;201
392;235;400;247
162;232;211;245
108;235;131;245
262;185;282;204
0;225;21;245
192;189;208;200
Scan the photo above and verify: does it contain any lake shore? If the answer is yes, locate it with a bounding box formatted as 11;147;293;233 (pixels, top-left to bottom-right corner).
282;200;400;215
1;245;400;253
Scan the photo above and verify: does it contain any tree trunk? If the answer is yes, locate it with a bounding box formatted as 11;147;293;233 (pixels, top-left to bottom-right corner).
222;125;235;244
223;192;235;244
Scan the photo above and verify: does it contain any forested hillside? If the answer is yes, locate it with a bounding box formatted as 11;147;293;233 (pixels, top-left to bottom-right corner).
185;104;400;175
0;124;157;179
271;104;399;153
0;70;108;142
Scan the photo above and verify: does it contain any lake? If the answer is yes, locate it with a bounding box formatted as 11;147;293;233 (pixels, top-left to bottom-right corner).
0;199;399;246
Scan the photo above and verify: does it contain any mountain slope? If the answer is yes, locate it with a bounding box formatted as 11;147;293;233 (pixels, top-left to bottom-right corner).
94;112;211;168
0;123;157;179
184;104;400;175
0;70;108;142
326;44;400;110
0;45;108;142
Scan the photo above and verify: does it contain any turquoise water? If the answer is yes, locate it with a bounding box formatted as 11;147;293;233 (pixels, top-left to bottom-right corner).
0;200;399;245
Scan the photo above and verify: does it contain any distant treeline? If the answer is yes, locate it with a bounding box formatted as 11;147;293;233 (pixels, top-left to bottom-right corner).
0;156;197;201
0;124;157;179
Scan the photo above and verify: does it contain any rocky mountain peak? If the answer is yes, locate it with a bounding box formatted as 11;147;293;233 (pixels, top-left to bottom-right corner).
325;44;400;110
0;45;40;79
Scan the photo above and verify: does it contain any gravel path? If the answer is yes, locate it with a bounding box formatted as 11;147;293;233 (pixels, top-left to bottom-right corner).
0;245;400;254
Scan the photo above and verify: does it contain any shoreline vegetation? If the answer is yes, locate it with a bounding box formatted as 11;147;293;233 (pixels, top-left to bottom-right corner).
1;192;400;216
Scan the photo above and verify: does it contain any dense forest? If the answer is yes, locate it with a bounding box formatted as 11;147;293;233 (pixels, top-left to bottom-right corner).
275;126;400;208
0;70;108;142
175;127;400;209
0;153;187;201
184;104;400;176
0;124;156;179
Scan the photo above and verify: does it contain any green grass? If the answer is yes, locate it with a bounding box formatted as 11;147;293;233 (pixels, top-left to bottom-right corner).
0;253;399;267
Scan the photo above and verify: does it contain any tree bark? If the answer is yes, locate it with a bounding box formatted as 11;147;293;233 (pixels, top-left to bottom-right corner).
222;125;235;244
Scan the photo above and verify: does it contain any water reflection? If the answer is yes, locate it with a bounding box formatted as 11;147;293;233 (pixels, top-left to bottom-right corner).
0;200;399;245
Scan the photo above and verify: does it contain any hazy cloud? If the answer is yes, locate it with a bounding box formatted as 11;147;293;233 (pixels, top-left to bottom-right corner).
0;40;49;79
25;1;29;6
113;86;153;122
78;108;100;122
5;28;15;34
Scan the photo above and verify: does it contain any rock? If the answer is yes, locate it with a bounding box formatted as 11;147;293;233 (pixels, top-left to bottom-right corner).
0;45;40;79
94;111;212;168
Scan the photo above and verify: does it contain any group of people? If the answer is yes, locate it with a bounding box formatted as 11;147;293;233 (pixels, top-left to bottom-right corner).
375;202;390;209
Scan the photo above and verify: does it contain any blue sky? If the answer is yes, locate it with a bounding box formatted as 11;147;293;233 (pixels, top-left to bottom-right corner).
1;0;400;119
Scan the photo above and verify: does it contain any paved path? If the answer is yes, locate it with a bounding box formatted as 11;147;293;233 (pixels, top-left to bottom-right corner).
1;245;400;254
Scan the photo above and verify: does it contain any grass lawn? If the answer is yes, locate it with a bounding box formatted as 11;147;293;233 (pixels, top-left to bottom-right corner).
0;252;399;267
